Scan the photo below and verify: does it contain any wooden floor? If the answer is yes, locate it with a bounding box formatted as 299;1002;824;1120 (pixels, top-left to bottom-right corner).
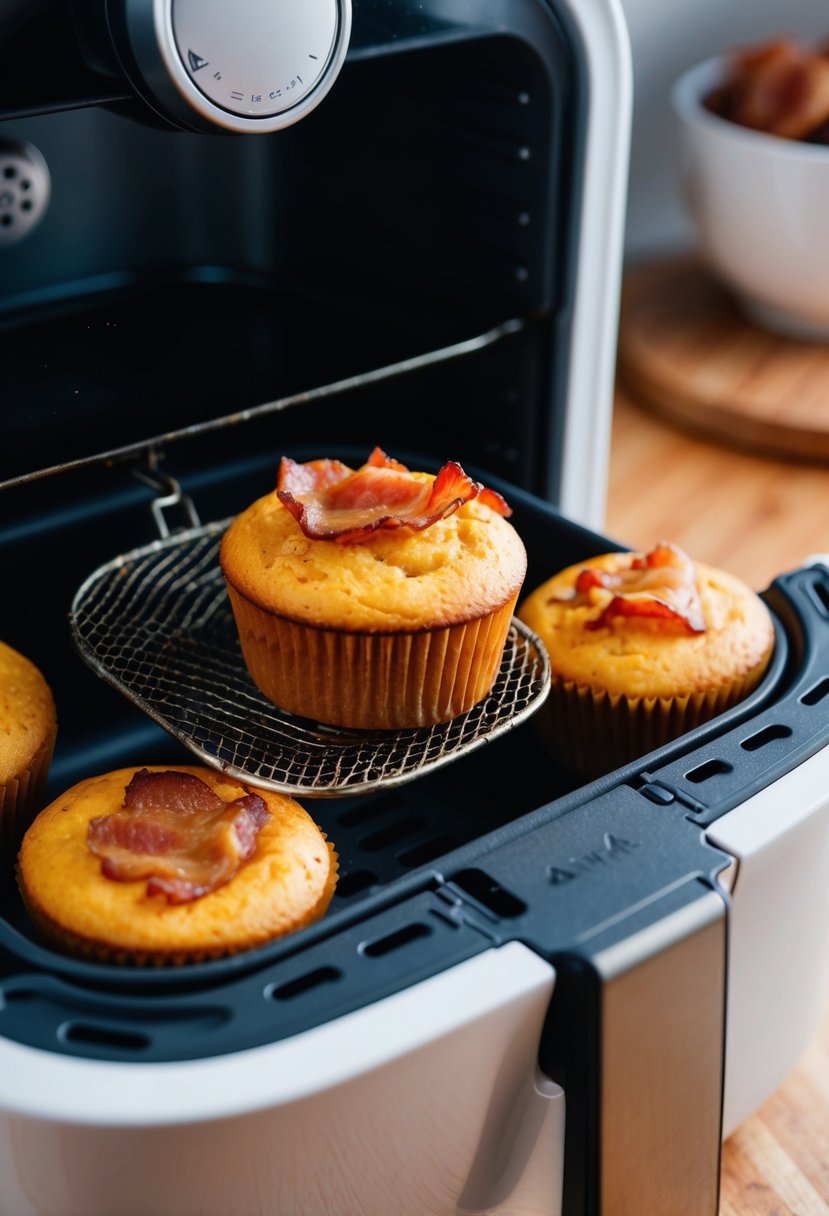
607;383;829;1215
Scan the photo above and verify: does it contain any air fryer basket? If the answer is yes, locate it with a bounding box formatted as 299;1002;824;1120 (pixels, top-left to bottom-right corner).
6;431;829;1075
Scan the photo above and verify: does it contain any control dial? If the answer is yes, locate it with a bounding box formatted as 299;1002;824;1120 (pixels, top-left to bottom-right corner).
111;0;352;133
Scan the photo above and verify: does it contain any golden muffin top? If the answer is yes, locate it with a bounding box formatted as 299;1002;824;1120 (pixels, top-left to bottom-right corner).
0;641;57;786
519;548;775;700
18;765;337;963
220;487;527;633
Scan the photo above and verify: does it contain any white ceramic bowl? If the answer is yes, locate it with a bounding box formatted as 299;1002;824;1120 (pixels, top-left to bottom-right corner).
672;55;829;340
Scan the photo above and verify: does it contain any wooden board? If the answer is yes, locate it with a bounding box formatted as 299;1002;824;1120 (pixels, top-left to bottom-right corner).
606;385;829;592
607;385;829;1214
618;257;829;463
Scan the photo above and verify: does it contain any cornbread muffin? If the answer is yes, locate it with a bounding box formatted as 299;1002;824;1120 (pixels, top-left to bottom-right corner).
518;544;775;776
0;641;57;848
220;451;527;729
18;766;337;966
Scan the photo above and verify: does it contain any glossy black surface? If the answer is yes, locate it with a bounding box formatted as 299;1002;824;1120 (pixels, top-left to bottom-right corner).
1;7;579;486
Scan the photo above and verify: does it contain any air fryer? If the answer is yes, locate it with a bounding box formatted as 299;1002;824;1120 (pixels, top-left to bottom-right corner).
1;4;829;1216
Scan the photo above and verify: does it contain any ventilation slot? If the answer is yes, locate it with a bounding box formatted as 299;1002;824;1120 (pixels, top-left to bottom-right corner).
741;724;792;752
1;988;34;1004
360;817;425;854
808;578;829;618
336;870;377;898
801;678;829;707
362;922;432;958
685;759;733;785
451;868;527;918
59;1022;150;1052
268;967;342;1002
398;834;458;868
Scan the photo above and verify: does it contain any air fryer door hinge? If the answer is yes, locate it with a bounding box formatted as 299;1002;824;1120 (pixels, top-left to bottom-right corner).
434;883;505;944
637;775;707;815
435;869;533;944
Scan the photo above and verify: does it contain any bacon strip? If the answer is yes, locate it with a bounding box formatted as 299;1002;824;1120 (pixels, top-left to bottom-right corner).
552;543;706;634
276;447;511;542
87;770;270;905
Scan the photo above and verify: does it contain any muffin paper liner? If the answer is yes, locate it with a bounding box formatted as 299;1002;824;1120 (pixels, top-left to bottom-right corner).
536;662;771;779
225;583;519;730
1;732;56;853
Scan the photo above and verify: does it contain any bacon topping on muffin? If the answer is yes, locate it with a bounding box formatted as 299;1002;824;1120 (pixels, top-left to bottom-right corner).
276;447;511;542
552;543;707;634
87;769;270;904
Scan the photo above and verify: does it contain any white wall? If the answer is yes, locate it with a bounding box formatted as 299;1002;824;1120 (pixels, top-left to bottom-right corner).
621;0;829;255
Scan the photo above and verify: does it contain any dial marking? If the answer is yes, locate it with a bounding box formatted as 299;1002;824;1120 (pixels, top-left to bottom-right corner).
171;0;345;123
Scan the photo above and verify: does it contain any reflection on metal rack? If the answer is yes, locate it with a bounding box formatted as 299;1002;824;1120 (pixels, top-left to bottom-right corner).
70;522;551;797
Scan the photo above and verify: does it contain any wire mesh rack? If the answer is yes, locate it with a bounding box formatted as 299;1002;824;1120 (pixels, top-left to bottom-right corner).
70;521;551;797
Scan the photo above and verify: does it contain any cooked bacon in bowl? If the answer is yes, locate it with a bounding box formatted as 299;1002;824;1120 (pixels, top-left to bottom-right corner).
706;36;829;143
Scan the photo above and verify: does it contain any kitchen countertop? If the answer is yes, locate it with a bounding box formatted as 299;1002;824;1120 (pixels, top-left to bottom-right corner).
607;383;829;1216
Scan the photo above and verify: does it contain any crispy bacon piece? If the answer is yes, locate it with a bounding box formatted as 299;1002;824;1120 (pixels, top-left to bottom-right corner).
276;447;511;542
87;770;270;905
552;543;706;634
707;37;829;141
